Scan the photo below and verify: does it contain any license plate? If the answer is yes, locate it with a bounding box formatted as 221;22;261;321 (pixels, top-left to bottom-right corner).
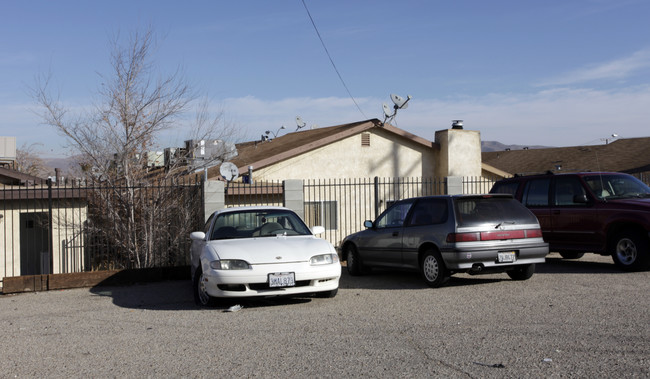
268;272;295;287
498;252;516;263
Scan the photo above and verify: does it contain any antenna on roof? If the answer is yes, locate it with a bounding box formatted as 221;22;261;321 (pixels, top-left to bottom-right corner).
382;93;412;126
601;133;619;144
295;116;307;131
265;125;286;139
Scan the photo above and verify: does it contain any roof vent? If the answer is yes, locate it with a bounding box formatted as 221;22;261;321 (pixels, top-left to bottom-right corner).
451;120;463;129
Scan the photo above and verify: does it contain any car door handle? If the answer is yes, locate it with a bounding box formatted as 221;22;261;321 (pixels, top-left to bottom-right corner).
553;210;561;214
392;231;399;237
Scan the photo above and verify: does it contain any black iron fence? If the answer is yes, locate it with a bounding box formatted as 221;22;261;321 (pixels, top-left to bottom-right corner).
1;177;203;287
304;177;447;247
224;181;283;207
0;173;550;285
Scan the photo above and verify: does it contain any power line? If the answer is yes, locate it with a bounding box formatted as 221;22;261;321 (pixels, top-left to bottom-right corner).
301;0;367;119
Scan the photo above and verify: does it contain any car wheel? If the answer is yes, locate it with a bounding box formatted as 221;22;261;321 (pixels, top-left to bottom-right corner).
611;231;650;271
420;248;448;288
315;288;338;298
559;252;585;259
193;269;217;307
507;264;535;280
346;244;363;276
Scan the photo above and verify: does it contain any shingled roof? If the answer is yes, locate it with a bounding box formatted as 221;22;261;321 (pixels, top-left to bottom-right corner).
482;137;650;176
0;167;45;186
206;119;435;179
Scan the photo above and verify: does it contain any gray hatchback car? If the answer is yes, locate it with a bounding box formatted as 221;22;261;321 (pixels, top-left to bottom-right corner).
339;194;549;287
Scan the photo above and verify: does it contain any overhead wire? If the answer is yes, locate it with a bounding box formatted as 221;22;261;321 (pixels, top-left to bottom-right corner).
301;0;367;119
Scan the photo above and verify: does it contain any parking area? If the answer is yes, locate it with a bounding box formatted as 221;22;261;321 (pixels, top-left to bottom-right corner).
1;253;648;378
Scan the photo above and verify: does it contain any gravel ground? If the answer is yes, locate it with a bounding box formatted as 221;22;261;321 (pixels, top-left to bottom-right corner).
1;252;648;378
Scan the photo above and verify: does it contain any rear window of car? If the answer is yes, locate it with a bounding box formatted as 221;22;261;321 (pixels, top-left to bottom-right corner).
454;197;539;227
522;178;551;207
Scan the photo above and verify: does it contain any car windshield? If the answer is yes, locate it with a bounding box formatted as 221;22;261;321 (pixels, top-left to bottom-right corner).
583;174;650;200
454;197;539;227
210;209;312;240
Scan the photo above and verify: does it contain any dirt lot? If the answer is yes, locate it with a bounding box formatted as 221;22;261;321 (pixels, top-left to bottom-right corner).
1;253;648;378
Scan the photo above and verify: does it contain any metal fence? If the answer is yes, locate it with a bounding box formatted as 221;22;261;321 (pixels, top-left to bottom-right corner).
1;177;203;287
224;181;284;208
304;177;447;247
0;174;507;285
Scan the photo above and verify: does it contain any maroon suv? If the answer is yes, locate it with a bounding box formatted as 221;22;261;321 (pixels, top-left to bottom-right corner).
490;172;650;271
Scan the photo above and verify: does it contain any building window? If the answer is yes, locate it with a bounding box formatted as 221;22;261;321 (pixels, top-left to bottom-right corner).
361;133;370;147
304;201;338;230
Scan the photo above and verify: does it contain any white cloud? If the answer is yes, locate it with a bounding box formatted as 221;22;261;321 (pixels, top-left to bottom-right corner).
537;48;650;86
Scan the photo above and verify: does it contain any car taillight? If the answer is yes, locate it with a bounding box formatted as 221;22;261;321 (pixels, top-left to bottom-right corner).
447;228;543;242
446;232;480;242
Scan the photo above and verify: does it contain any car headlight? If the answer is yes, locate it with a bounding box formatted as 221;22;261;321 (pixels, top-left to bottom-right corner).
210;260;250;270
310;253;340;265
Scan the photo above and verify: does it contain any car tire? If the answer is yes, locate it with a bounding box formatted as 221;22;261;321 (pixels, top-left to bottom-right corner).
611;231;650;271
346;244;363;276
507;264;535;280
420;248;448;288
315;288;338;298
193;268;218;307
559;252;585;259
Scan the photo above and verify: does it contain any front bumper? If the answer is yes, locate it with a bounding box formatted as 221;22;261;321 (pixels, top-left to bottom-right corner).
201;261;341;298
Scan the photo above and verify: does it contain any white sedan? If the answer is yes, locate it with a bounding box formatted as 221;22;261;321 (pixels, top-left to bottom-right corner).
190;206;341;306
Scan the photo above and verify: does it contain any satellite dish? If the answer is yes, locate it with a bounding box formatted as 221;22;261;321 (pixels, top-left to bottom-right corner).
219;162;239;181
390;94;412;109
382;103;393;117
296;116;306;130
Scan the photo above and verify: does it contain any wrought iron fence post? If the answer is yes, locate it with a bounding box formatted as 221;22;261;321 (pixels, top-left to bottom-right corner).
47;178;54;274
374;176;379;220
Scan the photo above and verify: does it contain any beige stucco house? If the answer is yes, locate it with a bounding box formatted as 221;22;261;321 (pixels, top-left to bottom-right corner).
207;119;486;182
1;168;88;282
200;119;500;244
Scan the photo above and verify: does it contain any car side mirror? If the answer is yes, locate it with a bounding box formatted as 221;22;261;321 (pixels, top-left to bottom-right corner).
573;194;588;204
363;220;373;229
190;231;206;240
311;226;325;235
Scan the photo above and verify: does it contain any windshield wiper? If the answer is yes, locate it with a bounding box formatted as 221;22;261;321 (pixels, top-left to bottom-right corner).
495;221;515;229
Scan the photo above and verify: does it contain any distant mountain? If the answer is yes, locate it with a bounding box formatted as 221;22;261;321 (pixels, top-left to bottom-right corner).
481;141;553;152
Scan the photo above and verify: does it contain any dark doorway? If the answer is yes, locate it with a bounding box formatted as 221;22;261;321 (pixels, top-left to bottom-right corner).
20;212;50;275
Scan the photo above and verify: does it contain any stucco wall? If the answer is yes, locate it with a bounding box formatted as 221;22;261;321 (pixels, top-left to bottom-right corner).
251;128;436;181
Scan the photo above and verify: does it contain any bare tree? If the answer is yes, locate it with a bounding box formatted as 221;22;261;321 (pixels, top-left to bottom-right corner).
15;143;48;177
33;29;233;269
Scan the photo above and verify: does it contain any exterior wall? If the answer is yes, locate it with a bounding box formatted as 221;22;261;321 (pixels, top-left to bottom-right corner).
1;199;88;279
250;128;436;181
435;129;482;177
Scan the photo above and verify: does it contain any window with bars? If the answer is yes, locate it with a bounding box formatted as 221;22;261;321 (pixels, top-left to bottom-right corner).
304;201;338;230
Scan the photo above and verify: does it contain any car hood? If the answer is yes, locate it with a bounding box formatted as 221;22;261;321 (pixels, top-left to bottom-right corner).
206;235;335;264
607;197;650;209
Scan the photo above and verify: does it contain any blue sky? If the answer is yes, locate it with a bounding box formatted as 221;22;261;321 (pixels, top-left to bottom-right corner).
1;0;650;157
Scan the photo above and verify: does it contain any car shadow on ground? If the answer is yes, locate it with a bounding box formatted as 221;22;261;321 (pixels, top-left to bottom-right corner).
338;253;625;290
89;255;624;310
89;280;319;311
536;254;622;275
338;268;503;290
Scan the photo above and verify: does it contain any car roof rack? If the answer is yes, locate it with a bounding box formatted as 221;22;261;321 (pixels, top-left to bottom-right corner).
513;170;555;177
